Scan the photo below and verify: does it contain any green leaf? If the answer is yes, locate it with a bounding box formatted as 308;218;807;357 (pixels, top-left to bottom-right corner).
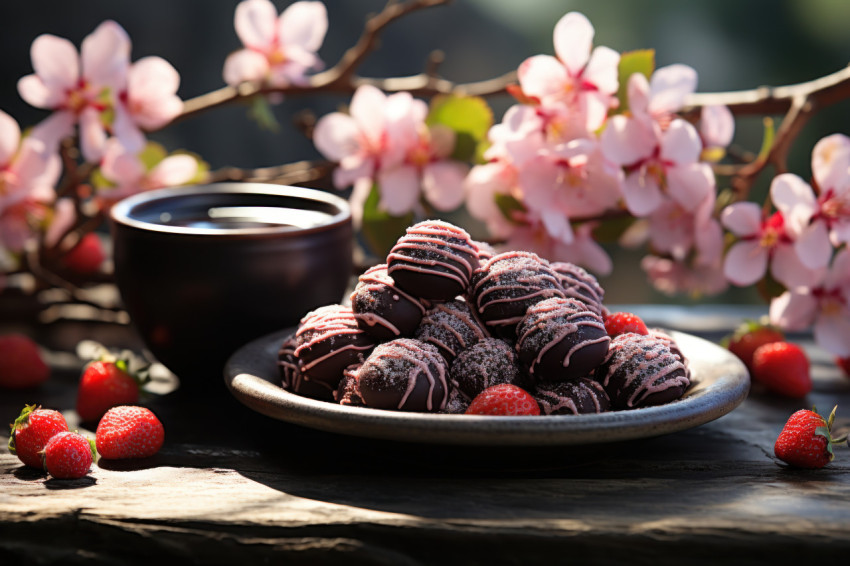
248;95;281;133
493;193;527;224
616;49;655;113
139;142;168;170
426;95;493;162
758;117;776;161
360;184;414;258
90;167;116;190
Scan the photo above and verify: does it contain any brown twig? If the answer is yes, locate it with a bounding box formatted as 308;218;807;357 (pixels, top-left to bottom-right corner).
205;159;334;186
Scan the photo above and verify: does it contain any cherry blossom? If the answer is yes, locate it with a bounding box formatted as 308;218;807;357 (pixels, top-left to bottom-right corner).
18;21;131;161
627;64;697;131
770;248;850;357
98;140;198;205
224;0;328;88
769;173;833;271
721;203;821;289
647;191;722;263
500;219;612;276
808;134;850;245
517;12;619;135
700;104;735;156
465;160;520;241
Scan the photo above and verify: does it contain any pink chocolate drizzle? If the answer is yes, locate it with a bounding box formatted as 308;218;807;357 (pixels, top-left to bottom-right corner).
387;221;478;288
362;339;449;411
416;300;489;359
295;304;374;372
351;264;425;336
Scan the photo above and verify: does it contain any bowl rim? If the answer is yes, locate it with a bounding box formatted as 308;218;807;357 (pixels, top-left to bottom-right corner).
110;182;351;237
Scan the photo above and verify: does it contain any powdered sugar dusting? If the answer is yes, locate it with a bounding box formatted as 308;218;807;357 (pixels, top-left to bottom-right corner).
415;300;489;360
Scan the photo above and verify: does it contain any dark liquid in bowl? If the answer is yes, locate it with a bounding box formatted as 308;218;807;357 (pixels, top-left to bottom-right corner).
157;206;334;231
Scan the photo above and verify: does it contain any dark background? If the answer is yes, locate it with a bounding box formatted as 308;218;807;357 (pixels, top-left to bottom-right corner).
3;0;849;303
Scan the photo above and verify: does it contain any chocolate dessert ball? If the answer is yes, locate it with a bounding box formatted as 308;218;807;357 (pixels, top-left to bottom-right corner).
440;387;471;414
295;304;376;392
358;339;450;412
473;240;497;262
516;297;610;382
597;333;690;410
415;299;489;363
551;262;605;314
387;220;480;301
335;363;365;406
278;334;335;401
534;378;611;415
350;264;425;340
470;251;564;335
649;328;691;380
450;338;524;400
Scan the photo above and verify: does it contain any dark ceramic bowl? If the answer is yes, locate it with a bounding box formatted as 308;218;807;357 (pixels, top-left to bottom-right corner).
110;183;352;391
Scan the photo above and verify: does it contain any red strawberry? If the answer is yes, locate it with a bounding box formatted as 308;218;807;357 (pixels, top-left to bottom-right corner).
0;334;50;389
96;406;164;460
8;405;69;469
604;312;649;338
465;384;541;416
836;357;850;378
724;320;784;372
76;360;144;423
42;431;95;479
62;233;105;274
751;341;811;398
774;407;842;469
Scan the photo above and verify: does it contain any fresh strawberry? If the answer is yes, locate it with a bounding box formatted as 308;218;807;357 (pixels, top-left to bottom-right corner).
96;406;164;460
76;360;144;423
8;405;69;469
604;312;649;338
724;320;784;372
751;341;811;398
62;233;105;274
836;357;850;379
774;406;843;469
42;431;96;479
0;334;50;389
465;384;541;416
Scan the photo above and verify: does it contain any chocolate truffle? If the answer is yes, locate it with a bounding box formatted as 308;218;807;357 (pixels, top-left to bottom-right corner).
295;304;376;391
470;251;565;335
358;339;450;412
534;378;611;415
450;337;524;400
597;332;690;410
278;334;335;401
440;387;471;414
415;299;489;363
335;363;365;406
649;328;691;380
551;262;605;314
473;240;498;262
516;297;610;382
350;264;426;340
387;220;480;301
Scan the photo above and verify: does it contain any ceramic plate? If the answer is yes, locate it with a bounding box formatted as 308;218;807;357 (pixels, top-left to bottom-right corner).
224;328;749;446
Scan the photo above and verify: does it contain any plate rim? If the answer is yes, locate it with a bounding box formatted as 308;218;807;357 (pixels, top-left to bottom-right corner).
223;328;750;446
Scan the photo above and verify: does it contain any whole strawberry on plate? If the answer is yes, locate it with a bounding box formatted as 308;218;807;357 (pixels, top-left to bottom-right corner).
8;405;69;469
604;311;649;338
723;319;784;372
96;406;164;460
751;341;811;398
466;384;541;416
77;358;149;423
0;334;50;389
774;406;845;469
42;431;96;479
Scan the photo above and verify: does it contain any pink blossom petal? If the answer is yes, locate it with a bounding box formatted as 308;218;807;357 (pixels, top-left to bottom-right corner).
517;156;558;212
350;85;387;147
769;173;816;236
348;177;373;228
79;107;107;163
127;57;181;114
648;64;697;115
464;163;514;236
81;20;130;89
553;12;593;76
333;156;372;190
422;161;468;211
517;55;569;102
665;162;713;212
701;105;734;148
555;228;612;275
278;1;328;52
720;202;761;236
541;209;573;244
223;49;269;85
11;139;59;191
17;75;65;109
823;247;850;289
627;73;650;116
582;90;613;133
599;115;656;166
622;169;663;217
830;219;850;246
30;34;79;93
695;218;723;265
0;111;21;167
111;104;147;154
148;154;198;187
814;309;850;357
794;220;832;271
376;165;419;216
771;245;825;289
583;46;619;94
29;111;75;152
235;0;277;50
723;240;767;286
313;113;361;162
101;139;144;184
812;133;850;192
43;198;76;248
660;119;701;165
769;290;817;331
